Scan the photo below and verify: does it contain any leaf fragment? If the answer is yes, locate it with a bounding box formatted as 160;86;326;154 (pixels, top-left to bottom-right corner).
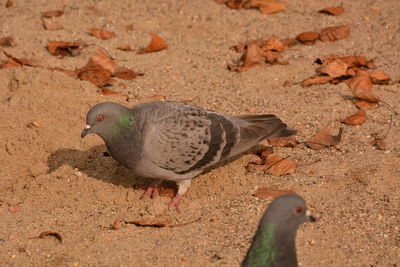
296;32;319;45
47;40;85;57
307;126;343;149
340;110;367;125
41;10;63;18
319;5;344;16
244;0;288;14
368;70;390;84
320;58;348;78
0;36;15;47
89;28;117;40
137;33;167;54
302;75;333;87
268;136;297;147
319;25;350;42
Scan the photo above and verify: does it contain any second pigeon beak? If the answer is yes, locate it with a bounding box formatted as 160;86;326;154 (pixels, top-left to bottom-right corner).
81;125;91;138
306;209;317;222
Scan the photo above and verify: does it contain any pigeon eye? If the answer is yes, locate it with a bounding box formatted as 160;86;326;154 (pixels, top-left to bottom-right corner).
97;115;105;121
294;206;304;215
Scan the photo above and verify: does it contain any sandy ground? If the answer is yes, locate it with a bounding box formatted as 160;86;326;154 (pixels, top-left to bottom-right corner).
1;0;400;266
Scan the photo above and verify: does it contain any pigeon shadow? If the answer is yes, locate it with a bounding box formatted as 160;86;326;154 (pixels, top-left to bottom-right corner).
47;145;148;189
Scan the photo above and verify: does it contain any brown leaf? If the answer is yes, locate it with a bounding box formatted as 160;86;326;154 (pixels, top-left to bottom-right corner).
352;87;379;103
280;38;297;47
319;6;345;15
89;28;116;40
307;126;343;149
125;219;170;227
346;70;373;91
302;75;333;86
116;44;135;51
88;48;118;71
338;56;376;69
265;154;296;176
42;19;63;30
78;64;112;87
8;205;21;213
368;70;390;84
0;36;15;47
47;40;85;57
371;137;386;150
268;136;297;147
296;32;319;45
244;0;288;14
236;43;265;71
320;58;348;78
340;110;367;125
111;220;121;230
0;50;33;68
6;0;13;8
137;33;168;54
352;99;377;110
112;67;142;80
41;10;63;18
264;50;281;64
319;25;350;42
263;36;286;52
97;88;121;96
254;188;295;198
30;231;62;243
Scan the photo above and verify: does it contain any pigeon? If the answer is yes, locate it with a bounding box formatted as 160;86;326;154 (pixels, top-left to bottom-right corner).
81;101;296;210
242;194;316;267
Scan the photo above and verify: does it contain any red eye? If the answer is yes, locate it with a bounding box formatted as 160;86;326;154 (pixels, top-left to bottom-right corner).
294;206;304;215
97;115;105;121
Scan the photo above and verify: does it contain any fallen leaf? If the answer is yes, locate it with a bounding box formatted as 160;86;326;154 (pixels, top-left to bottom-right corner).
8;205;21;213
352;99;377;110
137;33;168;54
264;154;296;176
302;75;333;86
111;220;121;230
280;38;297;47
307;126;343;149
78;63;112;87
320;58;348;78
88;48;118;71
368;70;390;84
319;25;350;42
263;36;286;52
340;110;367;125
253;188;295;198
228;43;264;71
338;56;376;69
112;67;143;80
296;32;319;45
319;5;344;15
0;50;33;68
97;88;121;96
0;36;15;47
29;231;62;243
264;50;281;64
244;0;288;14
47;40;85;57
352;87;380;102
371;137;386;150
268;136;297;147
6;0;13;8
42;19;63;30
116;44;135;51
41;10;63;18
346;70;373;91
89;28;116;40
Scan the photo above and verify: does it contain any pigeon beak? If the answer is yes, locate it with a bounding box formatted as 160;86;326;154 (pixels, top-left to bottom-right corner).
306;209;317;222
81;125;91;138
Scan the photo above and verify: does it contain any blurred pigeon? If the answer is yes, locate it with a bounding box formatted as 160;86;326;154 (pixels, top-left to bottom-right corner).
81;101;296;210
242;194;316;267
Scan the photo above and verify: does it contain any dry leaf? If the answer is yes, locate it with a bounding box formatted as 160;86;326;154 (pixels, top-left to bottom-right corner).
346;70;373;91
229;43;265;72
42;19;63;30
0;50;33;68
319;6;344;15
302;75;333;86
338;56;376;69
320;58;348;78
352;99;377;110
137;33;168;54
264;50;281;64
368;70;390;84
112;67;142;80
244;0;288;14
89;28;117;40
97;88;121;96
29;231;62;243
340;110;367;125
296;32;319;45
111;220;121;230
0;36;15;47
352;87;379;102
78;63;113;87
265;154;296;176
41;10;64;18
319;25;350;42
6;0;13;8
307;126;343;149
268;136;297;147
47;40;85;57
371;137;386;150
116;44;135;51
88;48;118;71
254;188;295;198
263;36;286;52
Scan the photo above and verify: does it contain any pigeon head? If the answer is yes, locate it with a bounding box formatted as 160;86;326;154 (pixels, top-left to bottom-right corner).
81;102;135;141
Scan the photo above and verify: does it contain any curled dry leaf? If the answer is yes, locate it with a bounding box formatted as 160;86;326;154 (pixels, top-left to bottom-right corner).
254;188;295;199
319;25;350;42
228;43;264;72
88;48;118;71
29;231;62;243
368;70;390;84
41;10;64;18
319;5;345;15
307;126;343;149
263;36;286;52
97;88;121;96
244;0;288;14
338;56;376;69
137;33;167;54
280;38;297;47
0;50;33;68
296;32;319;45
112;67;143;80
0;36;15;47
111;220;121;230
352;99;377;110
265;154;296;176
42;19;63;31
47;40;85;57
340;110;367;125
320;58;348;78
116;44;135;51
371;137;386;150
346;70;373;91
89;28;117;40
78;64;113;87
302;75;333;87
268;136;297;147
352;87;379;102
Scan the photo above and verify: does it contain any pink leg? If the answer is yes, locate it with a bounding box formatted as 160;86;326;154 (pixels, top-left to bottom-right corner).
168;194;182;212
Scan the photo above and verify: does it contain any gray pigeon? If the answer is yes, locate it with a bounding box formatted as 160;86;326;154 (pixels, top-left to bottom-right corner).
242;194;316;267
81;101;296;210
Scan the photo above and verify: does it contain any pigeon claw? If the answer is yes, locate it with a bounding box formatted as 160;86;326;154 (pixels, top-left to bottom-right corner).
136;184;160;199
168;194;182;212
